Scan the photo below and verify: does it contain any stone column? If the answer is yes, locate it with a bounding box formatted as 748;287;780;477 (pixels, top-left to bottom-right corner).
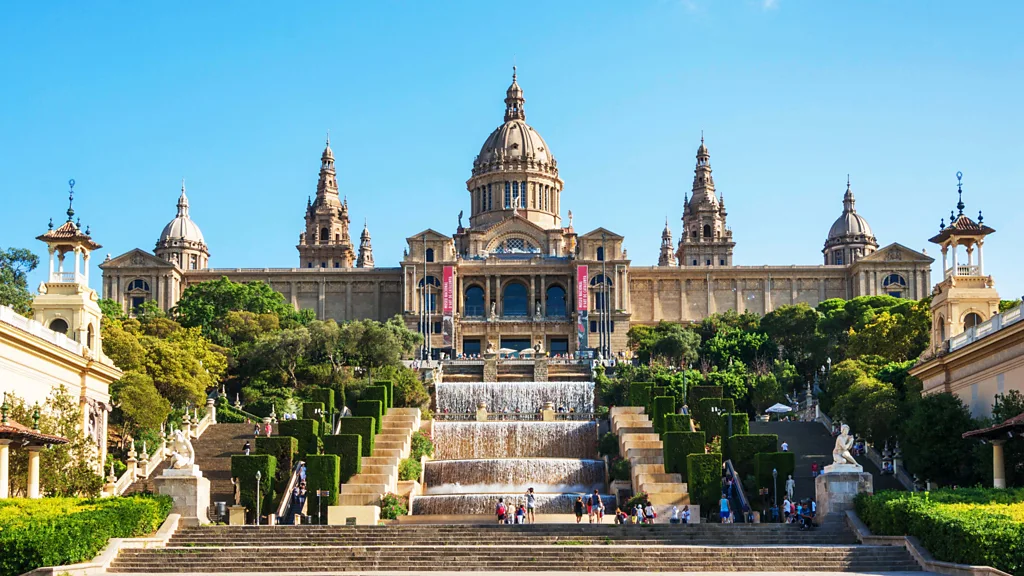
495;274;502;316
27;447;42;499
528;275;536;319
540;274;546;316
484;274;491;319
992;440;1006;489
0;440;9;499
978;240;985;275
951;244;958;274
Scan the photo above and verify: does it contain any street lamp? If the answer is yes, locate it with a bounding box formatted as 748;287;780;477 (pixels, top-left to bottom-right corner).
255;470;262;526
772;468;778;521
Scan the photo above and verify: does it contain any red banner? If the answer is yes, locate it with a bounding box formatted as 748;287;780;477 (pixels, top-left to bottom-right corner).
576;265;589;352
442;266;454;346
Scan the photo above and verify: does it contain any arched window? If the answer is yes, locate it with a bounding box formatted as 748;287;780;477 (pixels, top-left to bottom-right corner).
425;248;434;262
882;273;907;297
703;224;712;238
545;285;567;317
590;274;613;311
320;227;329;244
465;285;485;317
939;316;946;341
87;323;95;349
502;282;528;317
964;312;983;329
49;318;69;335
127;279;150;292
419;276;441;312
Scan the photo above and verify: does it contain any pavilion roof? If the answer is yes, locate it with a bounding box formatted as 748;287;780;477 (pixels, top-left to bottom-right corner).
963;411;1024;440
0;418;70;446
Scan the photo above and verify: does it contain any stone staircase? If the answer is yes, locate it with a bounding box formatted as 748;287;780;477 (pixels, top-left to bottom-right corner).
610;406;688;506
108;523;922;573
338;407;421;506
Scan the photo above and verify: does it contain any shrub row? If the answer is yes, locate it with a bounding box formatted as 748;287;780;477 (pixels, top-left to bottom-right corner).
628;381;653;408
374;380;394;409
652;396;675;433
0;495;172;576
302;401;325;421
356;400;384;433
694;397;735;440
663;431;706;477
664;414;691;433
230;454;277;516
255;436;298;494
337;417;375;457
753;452;795;505
304;454;340;523
323;434;362;483
688;386;723;410
310;388;336;415
686;452;723;514
364;385;389;412
278;419;320;457
725;434;778;478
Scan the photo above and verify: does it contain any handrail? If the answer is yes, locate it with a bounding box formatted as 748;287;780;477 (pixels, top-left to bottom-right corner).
725;459;752;523
275;459;307;523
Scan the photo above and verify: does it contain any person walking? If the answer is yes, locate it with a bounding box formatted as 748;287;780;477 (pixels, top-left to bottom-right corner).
496;498;507;524
669;506;680;525
264;421;272;437
253;423;260;438
681;505;691;524
719;493;731;524
525;487;536;524
781;441;789;452
242;440;251;456
574;496;585;524
644;501;656;525
589;490;602;524
782;497;792;522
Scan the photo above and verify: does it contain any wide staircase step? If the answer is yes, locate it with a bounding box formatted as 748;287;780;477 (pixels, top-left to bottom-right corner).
108;524;921;573
340;407;420;507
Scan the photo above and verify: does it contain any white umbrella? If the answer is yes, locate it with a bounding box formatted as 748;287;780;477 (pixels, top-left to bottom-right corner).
498;348;518;354
765;403;793;414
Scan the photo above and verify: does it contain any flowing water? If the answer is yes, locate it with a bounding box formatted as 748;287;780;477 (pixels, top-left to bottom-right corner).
411;493;616;515
422;459;606;494
433;421;598;460
435;381;595;414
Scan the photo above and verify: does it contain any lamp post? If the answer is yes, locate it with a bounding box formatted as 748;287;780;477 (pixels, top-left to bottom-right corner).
772;467;778;520
255;470;262;526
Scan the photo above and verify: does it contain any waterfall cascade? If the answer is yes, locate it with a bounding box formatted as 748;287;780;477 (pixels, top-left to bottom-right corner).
433;421;597;460
435;381;594;414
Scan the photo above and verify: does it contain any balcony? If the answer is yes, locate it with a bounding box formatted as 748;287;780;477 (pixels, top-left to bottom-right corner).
944;264;980;279
50;271;85;284
947;303;1023;353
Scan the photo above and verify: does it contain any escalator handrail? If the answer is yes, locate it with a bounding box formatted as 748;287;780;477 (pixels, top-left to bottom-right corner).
275;459;306;521
724;459;752;522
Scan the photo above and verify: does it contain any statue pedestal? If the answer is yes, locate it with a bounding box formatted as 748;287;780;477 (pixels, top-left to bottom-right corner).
228;505;247;526
815;468;872;522
155;467;211;527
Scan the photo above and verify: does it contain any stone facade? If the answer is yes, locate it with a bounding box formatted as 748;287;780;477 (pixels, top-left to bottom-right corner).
101;70;933;358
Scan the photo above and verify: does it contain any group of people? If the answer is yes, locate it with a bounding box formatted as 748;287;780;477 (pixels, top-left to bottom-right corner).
494;488;539;524
253;422;272;438
614;500;657;525
572;490;606;523
778;496;816;529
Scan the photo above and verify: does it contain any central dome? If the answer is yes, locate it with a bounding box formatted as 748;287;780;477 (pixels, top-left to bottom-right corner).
159;185;206;245
473;68;557;173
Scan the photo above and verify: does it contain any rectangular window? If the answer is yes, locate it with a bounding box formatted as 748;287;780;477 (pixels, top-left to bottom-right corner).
544;188;548;211
720;259;725;265
434;321;442;334
590;320;597;333
521;182;527;207
463;339;481;356
487;185;492;210
505;182;511;208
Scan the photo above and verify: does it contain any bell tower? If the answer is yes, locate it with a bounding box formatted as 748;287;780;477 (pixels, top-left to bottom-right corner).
926;172;1000;354
33;179;105;360
297;134;356;268
658;217;676;266
676;135;734;267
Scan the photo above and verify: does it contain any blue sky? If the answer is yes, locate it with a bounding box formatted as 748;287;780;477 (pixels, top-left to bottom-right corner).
2;1;1023;299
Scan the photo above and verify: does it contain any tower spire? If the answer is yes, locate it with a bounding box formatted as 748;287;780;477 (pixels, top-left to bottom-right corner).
177;178;190;218
504;66;525;122
66;178;76;222
956;170;965;215
357;219;374;268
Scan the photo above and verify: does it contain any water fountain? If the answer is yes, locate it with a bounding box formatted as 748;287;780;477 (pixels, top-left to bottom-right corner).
435;381;594;414
433;421;598;460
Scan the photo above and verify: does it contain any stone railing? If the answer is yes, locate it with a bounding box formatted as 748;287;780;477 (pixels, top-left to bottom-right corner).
948;302;1023;353
0;304;84;356
104;398;217;497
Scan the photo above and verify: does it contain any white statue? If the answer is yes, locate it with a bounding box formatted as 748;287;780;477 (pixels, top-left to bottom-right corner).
830;424;859;468
169;429;196;469
785;474;795;500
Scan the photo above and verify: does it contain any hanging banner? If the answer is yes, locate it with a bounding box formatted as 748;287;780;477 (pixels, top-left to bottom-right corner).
576;265;589;353
442;265;454;347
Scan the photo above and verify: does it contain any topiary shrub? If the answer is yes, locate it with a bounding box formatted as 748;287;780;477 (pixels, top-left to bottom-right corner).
694;397;735;440
688;386;723;409
380;492;408;519
373;380;394;408
322;434;362;483
398;457;421;481
363;386;389;413
664;414;691;433
278;419;320;457
230;454;277;516
302;401;326;421
628;382;652;408
663;431;706;477
652;396;676;433
303;455;340;523
598;432;619;457
725;434;777;478
356;400;383;433
727;413;750;436
686;452;723;514
610;457;631;482
310;388;335;415
337;417;375;457
754;452;796;505
409;430;434;460
255;436;298;495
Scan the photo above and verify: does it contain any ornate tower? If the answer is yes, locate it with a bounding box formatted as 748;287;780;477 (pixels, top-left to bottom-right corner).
297;135;356;268
823;176;878;265
33;179;105;361
926;172;1000;354
658;217;676;266
357;220;374;269
155;180;209;270
676;136;734;266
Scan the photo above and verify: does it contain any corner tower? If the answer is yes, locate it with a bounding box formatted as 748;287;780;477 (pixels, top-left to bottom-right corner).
298;135;356;268
676;136;734;266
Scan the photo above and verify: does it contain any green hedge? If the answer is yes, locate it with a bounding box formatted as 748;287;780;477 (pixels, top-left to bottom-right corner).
304;455;340;524
686;452;723;514
664;431;706;477
0;495;172;576
688;385;723;409
628;381;652;407
649;386;667;412
356;400;384;433
215;397;252;423
364;386;389;413
374;380;394;408
729;413;750;436
302;401;326;421
599;432;620;457
255;435;298;494
856;489;1024;575
754;452;795;505
725;434;777;478
694;397;735;439
610;457;631;482
310;388;336;415
230;454;277;515
651;396;676;433
338;417;376;457
664;414;692;433
323;434;363;483
278;419;320;458
399;457;421;481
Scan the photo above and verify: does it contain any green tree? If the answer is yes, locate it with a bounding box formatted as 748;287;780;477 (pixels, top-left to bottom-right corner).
700;327;771;369
98;298;126;321
650;322;701;367
760;303;824;376
833;375;899;445
991;390;1024;487
999;299;1021;313
112;371;171;446
626;324;657;364
172;276;300;345
750;372;784;414
901;393;978;486
0;247;39;315
847;299;931;362
248;327;311;388
140;327;227;406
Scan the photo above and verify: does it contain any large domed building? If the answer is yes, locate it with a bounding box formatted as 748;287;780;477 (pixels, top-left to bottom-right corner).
101;69;933;357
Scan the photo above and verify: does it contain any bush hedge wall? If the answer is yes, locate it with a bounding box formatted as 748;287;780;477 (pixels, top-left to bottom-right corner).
322;434;363;483
728;413;749;436
363;386;389;413
649;386;667;412
310;388;335;415
230;454;277;515
304;455;340;523
856;489;1024;575
302;401;325;421
694;397;735;440
652;396;676;433
374;380;394;408
356;400;384;434
255;436;298;494
725;434;778;478
0;495;172;576
278;419;320;457
599;432;619;457
686;452;723;514
663;431;706;477
628;382;652;408
338;417;376;457
664;414;692;433
753;452;796;504
688;386;723;410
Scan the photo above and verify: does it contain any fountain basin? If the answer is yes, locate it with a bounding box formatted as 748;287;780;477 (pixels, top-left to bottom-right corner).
423;459;606;495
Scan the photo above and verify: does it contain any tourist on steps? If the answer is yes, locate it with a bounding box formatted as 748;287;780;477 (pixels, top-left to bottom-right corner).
589;490;602;524
253;424;260;438
496;498;507;524
525;488;536;523
515;504;526;524
644;501;656;524
242;440;251;456
719;493;731;524
681;505;691;524
574;496;585;523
